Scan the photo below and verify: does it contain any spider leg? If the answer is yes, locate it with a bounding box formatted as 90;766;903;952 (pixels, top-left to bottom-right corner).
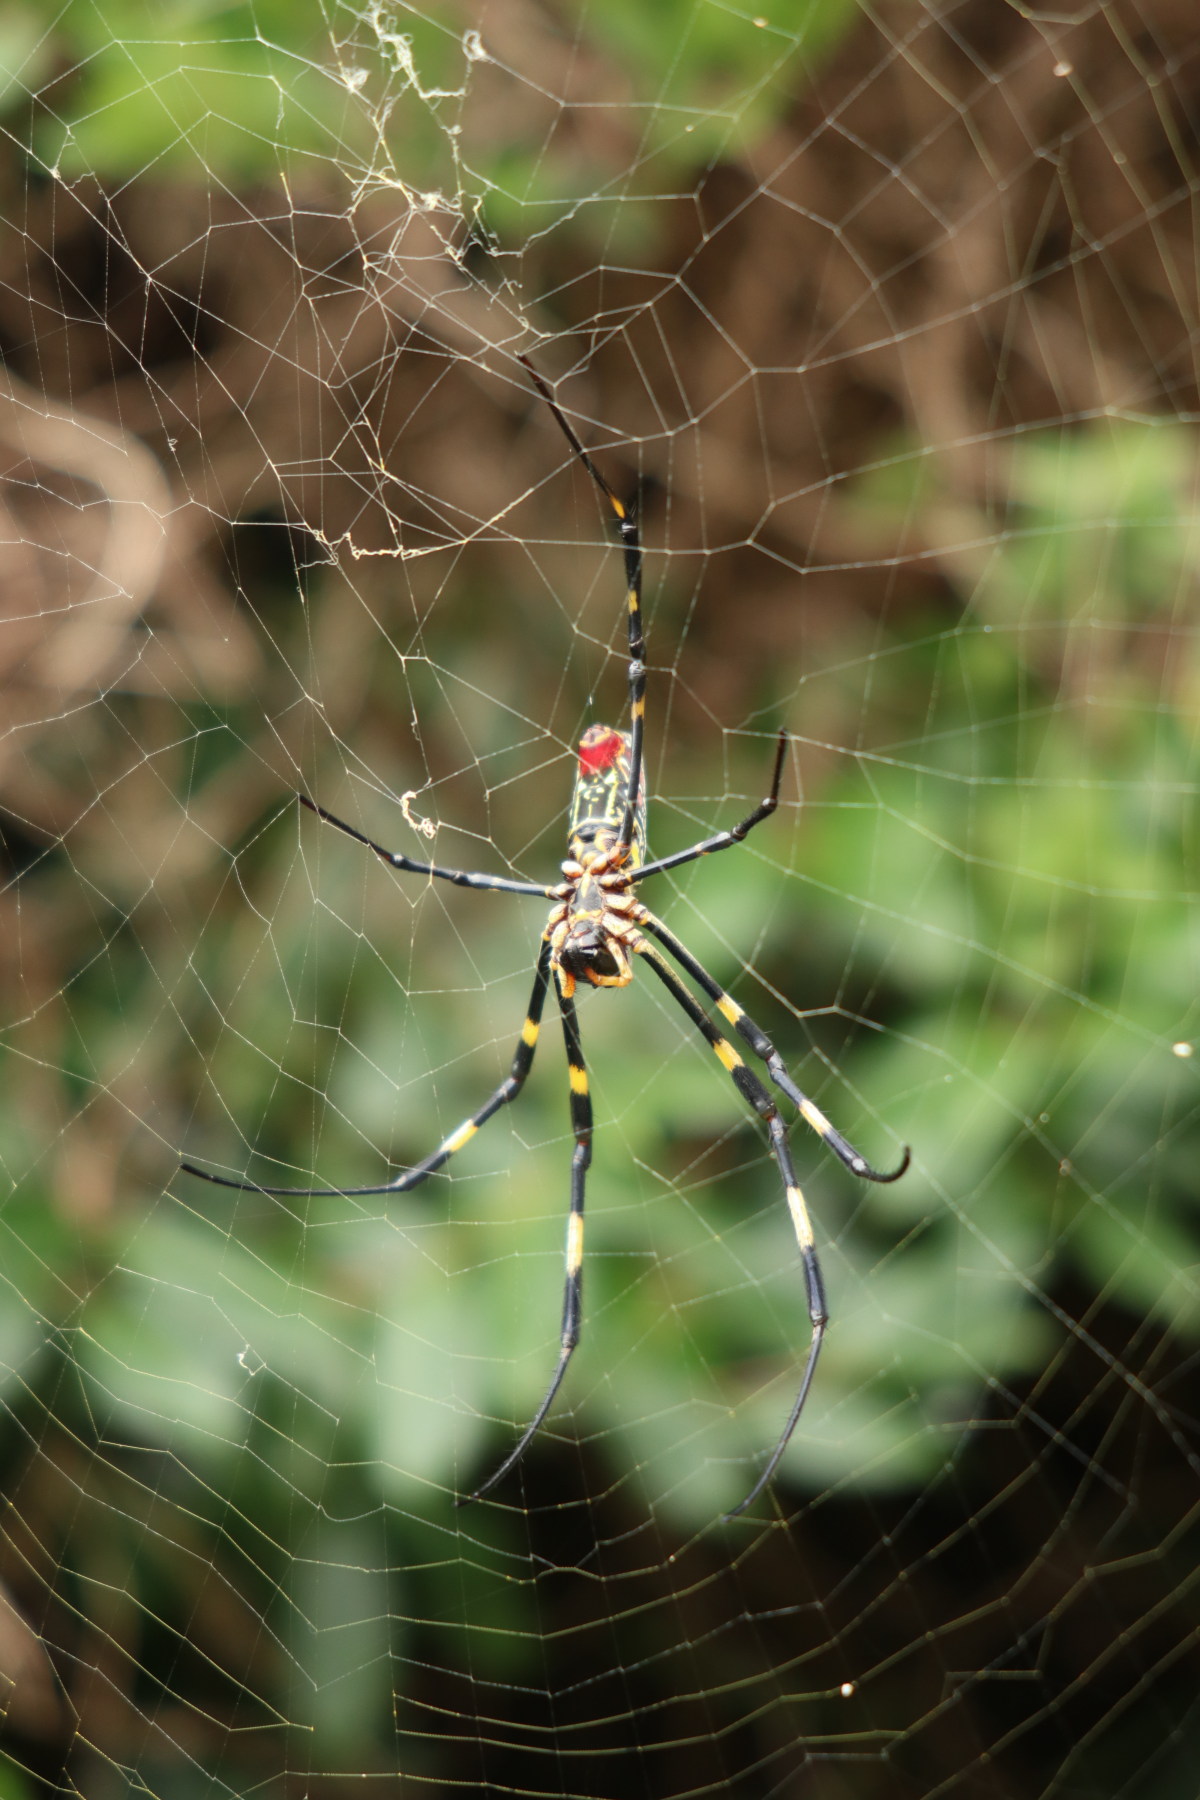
630;730;787;883
637;911;909;1184
181;940;555;1197
518;354;646;851
632;937;827;1517
458;968;592;1504
617;522;647;854
299;794;553;898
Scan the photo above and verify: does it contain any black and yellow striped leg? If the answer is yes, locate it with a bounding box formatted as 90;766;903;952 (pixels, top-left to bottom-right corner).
638;913;909;1184
618;525;647;849
181;941;555;1197
632;938;828;1516
518;353;646;850
613;499;646;853
460;971;593;1504
630;731;788;884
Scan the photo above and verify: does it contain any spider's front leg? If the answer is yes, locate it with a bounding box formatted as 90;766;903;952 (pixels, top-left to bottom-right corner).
517;353;646;854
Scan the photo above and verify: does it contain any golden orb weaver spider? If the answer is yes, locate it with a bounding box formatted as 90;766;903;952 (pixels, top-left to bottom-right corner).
182;356;910;1517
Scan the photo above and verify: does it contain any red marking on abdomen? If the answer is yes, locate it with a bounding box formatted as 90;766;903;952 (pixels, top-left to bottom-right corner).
578;725;625;774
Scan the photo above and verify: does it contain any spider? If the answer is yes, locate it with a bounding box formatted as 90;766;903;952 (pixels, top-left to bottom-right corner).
182;356;909;1517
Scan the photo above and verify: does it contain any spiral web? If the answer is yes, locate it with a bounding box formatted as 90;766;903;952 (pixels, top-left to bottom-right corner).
0;2;1197;1794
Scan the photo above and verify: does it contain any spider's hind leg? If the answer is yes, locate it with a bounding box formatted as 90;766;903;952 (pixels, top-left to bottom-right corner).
638;911;909;1183
458;969;593;1504
631;936;829;1515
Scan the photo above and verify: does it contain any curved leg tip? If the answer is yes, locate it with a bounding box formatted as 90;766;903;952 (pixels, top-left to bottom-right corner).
880;1143;912;1183
856;1142;911;1184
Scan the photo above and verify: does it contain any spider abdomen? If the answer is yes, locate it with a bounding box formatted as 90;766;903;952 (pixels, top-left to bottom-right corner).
568;724;646;866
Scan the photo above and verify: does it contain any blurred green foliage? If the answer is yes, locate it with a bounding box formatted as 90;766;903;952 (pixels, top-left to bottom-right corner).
4;0;860;233
21;414;1193;1546
0;5;1198;1752
10;0;345;177
1;398;1196;1771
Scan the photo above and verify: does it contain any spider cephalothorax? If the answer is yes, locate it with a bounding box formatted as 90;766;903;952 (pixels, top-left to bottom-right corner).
182;356;909;1518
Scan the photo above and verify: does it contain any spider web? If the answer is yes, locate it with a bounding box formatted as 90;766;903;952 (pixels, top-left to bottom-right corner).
0;1;1197;1794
